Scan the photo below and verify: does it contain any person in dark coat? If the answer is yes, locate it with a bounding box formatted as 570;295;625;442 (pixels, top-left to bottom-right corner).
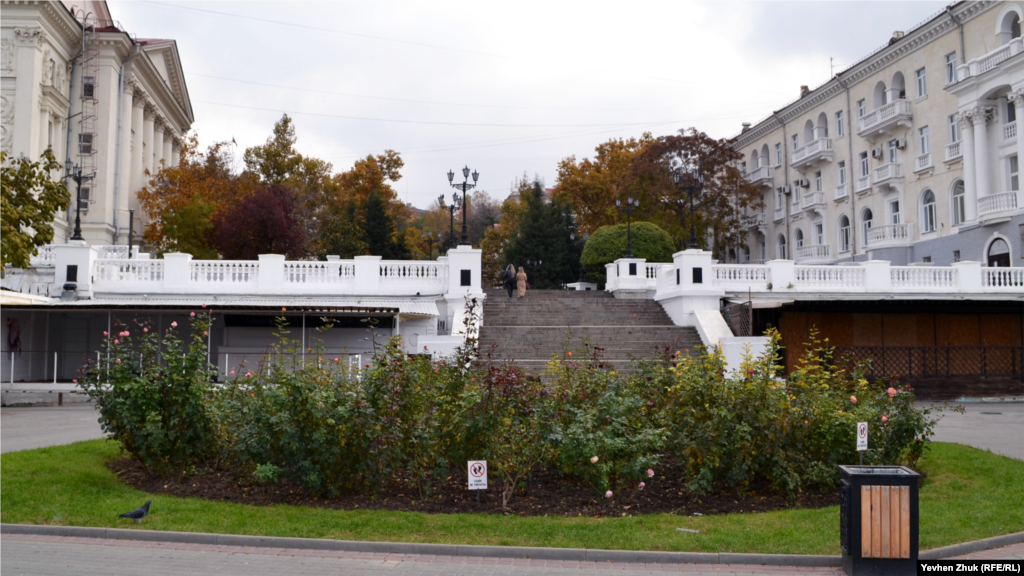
504;264;516;298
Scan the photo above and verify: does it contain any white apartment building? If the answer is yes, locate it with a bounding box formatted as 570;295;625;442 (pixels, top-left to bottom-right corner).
732;0;1021;268
1;0;192;246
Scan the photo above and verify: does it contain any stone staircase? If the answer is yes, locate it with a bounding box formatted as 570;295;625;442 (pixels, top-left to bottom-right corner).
477;288;702;375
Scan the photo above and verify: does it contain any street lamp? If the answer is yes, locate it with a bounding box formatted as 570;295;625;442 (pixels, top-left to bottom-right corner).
64;158;93;242
614;196;640;258
447;165;479;245
672;165;706;249
422;230;440;260
439;194;458;249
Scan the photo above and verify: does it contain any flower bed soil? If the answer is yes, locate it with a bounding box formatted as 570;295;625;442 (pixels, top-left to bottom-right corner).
108;457;839;517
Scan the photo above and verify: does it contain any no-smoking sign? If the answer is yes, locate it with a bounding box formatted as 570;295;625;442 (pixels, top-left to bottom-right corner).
467;460;487;490
856;422;868;451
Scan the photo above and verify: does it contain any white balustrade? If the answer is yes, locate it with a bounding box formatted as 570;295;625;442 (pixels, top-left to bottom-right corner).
915;153;932;171
712;265;770;290
857;100;912;135
794;265;864;289
790;198;802;216
890;267;957;289
873;163;903;183
645;263;661;280
796;244;830;262
979;44;1013;74
773;208;785;221
945;141;962;161
978;192;1019;218
379;261;446;286
97;245;130;259
30;245;56;266
866;223;913;246
855;175;871;193
191;261;259;284
834;184;848;200
284;261;354;284
743;213;766;228
746;165;772;185
1004;121;1018;141
791;138;832;164
94;259;164;285
802;191;825;210
983;267;1024;289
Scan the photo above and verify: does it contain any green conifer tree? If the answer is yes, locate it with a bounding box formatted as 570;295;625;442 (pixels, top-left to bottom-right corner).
503;182;580;289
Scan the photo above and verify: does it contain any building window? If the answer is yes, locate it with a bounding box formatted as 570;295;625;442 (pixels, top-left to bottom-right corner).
857;99;866;118
814;222;824;245
1008;101;1017;124
742;246;751;263
949;114;961;142
1010;155;1020;191
946;52;958;84
792;134;799;151
47;120;53;148
741;160;747;174
80;186;91;202
838;161;846;185
953;249;961;262
775;143;782;166
862;208;874;241
860;151;869;176
919;126;930;155
888;139;899;163
889;200;901;225
916;68;927;97
778;235;787;259
988;238;1011;267
759;240;766;261
814;170;822;192
796;228;804;248
775;188;783;210
839;215;851;252
922;189;936;233
836;110;845;136
952;180;966;225
922;256;931;263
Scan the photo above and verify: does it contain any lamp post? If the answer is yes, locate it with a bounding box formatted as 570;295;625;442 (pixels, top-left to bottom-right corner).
447;165;478;245
422;230;439;260
672;166;706;249
614;196;640;258
64;158;93;242
439;194;458;250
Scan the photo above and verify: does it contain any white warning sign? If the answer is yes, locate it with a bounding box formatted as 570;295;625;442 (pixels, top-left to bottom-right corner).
467;460;487;490
857;422;868;451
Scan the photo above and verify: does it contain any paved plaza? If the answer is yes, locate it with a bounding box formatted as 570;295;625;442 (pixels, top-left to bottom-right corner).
0;404;105;453
924;401;1024;460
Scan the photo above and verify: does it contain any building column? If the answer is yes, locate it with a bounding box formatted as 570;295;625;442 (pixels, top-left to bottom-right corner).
171;140;180;167
129;91;145;194
1011;90;1024;193
152;119;165;171
960;113;977;222
117;83;134;228
163;135;173;167
141;104;155;182
969;106;994;202
10;27;45;157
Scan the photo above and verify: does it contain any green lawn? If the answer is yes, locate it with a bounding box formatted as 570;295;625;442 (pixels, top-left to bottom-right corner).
1;440;1021;555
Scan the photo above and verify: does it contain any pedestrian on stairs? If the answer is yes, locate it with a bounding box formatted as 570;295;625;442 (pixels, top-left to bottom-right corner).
504;264;516;298
516;266;528;298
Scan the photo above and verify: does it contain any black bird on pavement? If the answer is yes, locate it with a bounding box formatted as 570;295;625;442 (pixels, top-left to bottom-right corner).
118;500;152;523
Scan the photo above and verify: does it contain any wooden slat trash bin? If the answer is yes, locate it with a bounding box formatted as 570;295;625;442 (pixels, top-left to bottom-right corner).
839;465;919;576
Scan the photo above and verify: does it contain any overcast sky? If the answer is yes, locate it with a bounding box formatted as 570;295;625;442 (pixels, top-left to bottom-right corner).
110;1;948;209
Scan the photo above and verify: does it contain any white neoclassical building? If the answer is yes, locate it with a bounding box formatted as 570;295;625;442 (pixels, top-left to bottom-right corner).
1;0;192;245
732;0;1022;268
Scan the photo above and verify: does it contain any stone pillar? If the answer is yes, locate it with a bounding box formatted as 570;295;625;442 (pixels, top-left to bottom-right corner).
142;105;155;179
163;134;173;167
1011;90;1024;194
170;140;180;167
11;27;45;157
969;106;994;202
152;119;165;171
129;92;145;193
959;112;978;222
117;84;134;225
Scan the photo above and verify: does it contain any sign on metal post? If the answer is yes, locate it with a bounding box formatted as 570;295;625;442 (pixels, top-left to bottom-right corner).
856;422;868;451
467;460;487;490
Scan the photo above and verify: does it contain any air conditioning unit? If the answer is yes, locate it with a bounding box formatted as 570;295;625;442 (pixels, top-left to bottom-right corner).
896;138;907;149
798;179;810;188
872;148;884;159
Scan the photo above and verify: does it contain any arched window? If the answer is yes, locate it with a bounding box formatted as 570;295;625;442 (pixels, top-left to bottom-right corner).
760;144;770;168
1000;8;1023;44
750;150;759;173
802;119;815;145
891;71;906;100
951;180;966;225
988;238;1011;267
743;245;751;263
921;190;937;233
796;228;805;248
816;112;829;139
862;208;874;243
728;248;737;262
838;215;851;253
873;81;887;109
778;234;787;259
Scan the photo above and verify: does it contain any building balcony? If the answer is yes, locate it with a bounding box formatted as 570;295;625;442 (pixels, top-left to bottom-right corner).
945;141;962;163
1004;121;1018;142
857;100;913;142
791;138;833;170
802;190;826;212
915;153;933;173
834;184;848;200
873;163;903;194
790;198;802;216
743;212;766;229
866;223;913;249
958;37;1024;80
773;208;785;222
795;243;831;264
978;191;1020;224
745;165;773;187
855;175;871;194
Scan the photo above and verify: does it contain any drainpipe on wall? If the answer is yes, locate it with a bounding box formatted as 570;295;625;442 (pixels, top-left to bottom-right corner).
946;6;966;64
774;112;790;260
112;42;142;246
836;74;859;259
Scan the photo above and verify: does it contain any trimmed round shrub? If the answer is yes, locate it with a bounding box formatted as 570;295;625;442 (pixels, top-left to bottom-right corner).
581;221;675;285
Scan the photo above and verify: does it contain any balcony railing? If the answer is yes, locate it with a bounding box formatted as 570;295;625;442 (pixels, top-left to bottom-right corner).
791;138;833;167
743;213;766;228
960;38;1024;80
978;191;1019;222
802;191;825;211
834;184;848;200
773;208;785;222
790;198;802;216
796;244;831;263
855;175;871;194
745;165;772;186
891;267;957;290
857;100;913;138
945;141;962;162
915;153;932;172
866;223;913;247
1004;121;1018;141
873;163;903;192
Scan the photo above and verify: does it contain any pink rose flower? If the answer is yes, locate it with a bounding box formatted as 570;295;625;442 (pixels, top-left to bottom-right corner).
72;379;77;383
333;358;339;363
204;331;208;336
281;307;286;312
115;358;121;364
171;321;177;327
646;469;655;478
143;328;148;333
850;395;857;403
103;331;108;337
590;456;599;464
638;482;645;490
424;345;428;350
124;331;130;337
113;339;119;344
246;372;252;377
190;312;195;317
230;370;235;375
882;415;888;423
202;303;207;308
887;387;897;398
605;490;613;498
567;351;572;357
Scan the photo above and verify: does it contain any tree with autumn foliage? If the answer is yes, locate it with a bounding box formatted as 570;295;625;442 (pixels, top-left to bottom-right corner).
481;178;530;284
137;134;242;257
212;185;309;260
1;149;70;268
